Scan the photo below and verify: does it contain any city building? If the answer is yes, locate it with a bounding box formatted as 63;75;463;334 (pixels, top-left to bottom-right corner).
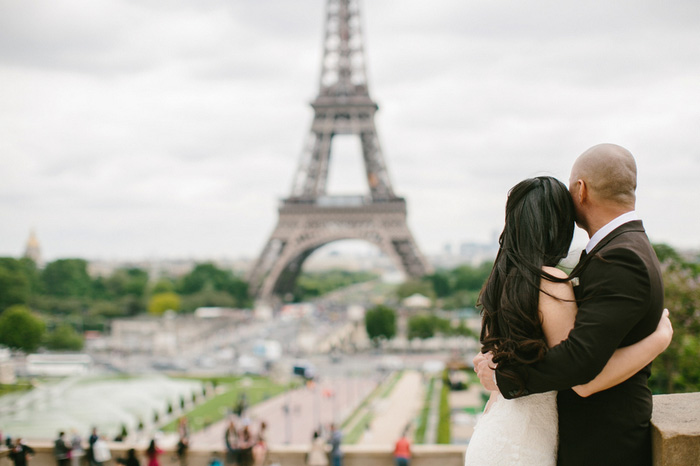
0;347;16;384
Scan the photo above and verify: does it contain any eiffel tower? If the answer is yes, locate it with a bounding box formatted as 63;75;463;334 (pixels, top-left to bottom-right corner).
247;0;431;302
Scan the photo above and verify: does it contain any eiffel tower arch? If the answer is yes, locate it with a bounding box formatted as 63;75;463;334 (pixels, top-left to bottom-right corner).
248;0;432;302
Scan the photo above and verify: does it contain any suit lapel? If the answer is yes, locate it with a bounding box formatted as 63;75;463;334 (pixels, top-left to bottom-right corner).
570;220;645;278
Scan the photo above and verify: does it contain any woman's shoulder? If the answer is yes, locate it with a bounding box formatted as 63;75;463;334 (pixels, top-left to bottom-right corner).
542;266;568;279
539;266;574;303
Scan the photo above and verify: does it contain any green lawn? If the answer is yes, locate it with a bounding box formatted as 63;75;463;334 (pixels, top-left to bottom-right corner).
0;381;34;397
343;411;373;444
436;372;451;444
161;376;291;432
414;376;435;444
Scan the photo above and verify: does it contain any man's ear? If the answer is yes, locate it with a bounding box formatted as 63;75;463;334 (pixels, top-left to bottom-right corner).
577;179;588;204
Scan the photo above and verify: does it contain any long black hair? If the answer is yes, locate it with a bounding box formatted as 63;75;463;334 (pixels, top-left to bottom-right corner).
478;176;576;392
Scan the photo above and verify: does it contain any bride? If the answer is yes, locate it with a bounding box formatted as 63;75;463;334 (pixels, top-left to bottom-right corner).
464;176;672;466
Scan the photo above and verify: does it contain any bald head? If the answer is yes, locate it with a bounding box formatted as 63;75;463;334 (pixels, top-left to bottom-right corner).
570;143;637;208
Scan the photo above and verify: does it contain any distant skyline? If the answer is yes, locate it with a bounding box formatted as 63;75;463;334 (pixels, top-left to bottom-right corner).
2;0;699;262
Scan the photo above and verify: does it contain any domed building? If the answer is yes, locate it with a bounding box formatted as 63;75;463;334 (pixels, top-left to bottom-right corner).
23;229;42;266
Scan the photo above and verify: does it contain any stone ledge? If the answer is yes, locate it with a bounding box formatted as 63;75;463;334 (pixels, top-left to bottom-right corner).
0;443;467;466
651;392;700;466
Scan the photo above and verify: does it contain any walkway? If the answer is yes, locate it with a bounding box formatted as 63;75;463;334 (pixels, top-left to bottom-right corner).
357;370;424;445
189;376;377;448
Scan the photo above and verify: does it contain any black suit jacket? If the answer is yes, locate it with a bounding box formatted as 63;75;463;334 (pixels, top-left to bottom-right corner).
495;220;664;466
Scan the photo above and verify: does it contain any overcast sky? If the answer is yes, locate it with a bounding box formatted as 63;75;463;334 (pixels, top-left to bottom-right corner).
1;0;699;263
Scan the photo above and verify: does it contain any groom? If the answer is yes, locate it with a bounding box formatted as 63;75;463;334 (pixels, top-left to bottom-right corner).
474;143;664;466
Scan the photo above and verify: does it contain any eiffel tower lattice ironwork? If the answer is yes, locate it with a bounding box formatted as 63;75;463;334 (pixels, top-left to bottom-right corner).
247;0;431;302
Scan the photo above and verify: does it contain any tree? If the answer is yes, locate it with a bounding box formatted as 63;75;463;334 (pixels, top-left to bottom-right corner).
425;271;451;298
152;278;176;294
365;305;397;344
408;314;451;339
148;292;181;315
649;247;700;394
0;258;31;311
41;259;92;297
292;269;377;302
104;268;149;298
442;289;480;310
452;262;493;292
45;323;84;351
177;263;250;307
0;305;45;352
178;263;231;294
396;279;435;301
451;319;476;338
180;289;236;313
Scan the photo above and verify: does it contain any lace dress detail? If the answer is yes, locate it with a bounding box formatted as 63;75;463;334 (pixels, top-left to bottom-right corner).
464;391;558;466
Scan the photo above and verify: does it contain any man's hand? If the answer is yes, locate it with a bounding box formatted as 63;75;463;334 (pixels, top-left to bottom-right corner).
656;308;673;349
473;351;499;392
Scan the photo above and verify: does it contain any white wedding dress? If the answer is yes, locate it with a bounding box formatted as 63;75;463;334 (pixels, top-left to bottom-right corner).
464;390;558;466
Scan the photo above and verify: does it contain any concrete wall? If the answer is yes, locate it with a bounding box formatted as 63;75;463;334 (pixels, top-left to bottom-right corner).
2;393;698;466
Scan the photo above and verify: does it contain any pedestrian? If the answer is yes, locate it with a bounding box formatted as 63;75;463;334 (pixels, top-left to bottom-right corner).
87;428;99;466
224;420;240;465
234;394;248;418
145;440;162;466
251;421;267;466
176;417;189;466
69;429;84;466
91;436;111;466
54;432;71;466
9;438;35;466
306;431;328;466
393;428;411;466
116;449;140;466
236;426;255;466
327;424;342;466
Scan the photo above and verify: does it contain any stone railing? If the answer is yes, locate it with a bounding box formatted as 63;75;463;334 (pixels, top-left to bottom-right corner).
0;444;466;466
1;393;698;466
650;392;700;466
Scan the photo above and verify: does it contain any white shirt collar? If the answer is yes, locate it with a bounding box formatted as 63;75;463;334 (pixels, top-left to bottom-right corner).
585;211;639;253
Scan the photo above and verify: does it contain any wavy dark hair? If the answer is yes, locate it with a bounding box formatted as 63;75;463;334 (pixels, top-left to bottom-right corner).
478;176;576;393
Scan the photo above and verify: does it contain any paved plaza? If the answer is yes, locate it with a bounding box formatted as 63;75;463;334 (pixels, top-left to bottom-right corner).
189;376;378;448
357;370;424;445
